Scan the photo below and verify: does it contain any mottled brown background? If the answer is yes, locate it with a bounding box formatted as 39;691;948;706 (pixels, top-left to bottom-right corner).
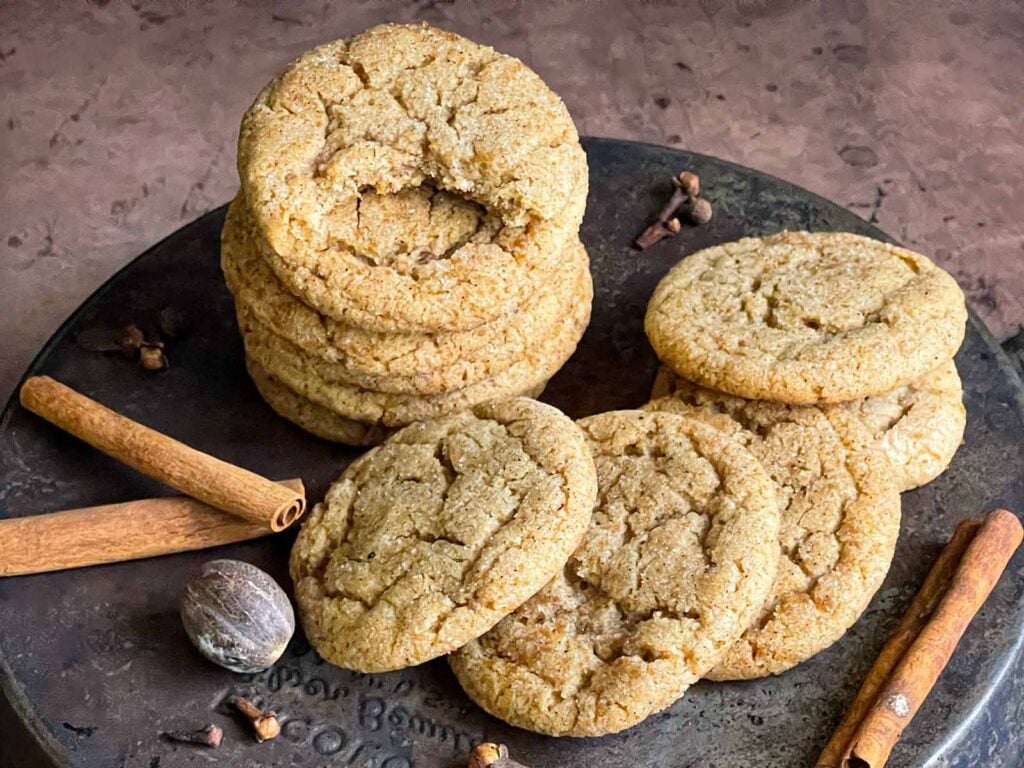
0;0;1022;406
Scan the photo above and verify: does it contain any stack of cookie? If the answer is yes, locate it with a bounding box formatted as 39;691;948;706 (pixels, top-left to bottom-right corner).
220;24;591;445
642;230;968;678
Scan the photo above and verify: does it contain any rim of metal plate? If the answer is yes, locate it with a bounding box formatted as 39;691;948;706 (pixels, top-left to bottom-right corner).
0;137;1022;768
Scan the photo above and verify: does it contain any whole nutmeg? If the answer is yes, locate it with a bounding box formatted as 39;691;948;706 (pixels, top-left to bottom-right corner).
180;559;295;673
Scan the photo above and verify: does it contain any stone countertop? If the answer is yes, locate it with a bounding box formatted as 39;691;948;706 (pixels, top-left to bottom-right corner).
1;1;1023;404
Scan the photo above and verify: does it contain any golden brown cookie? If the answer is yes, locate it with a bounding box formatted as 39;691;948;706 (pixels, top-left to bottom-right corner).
841;359;965;491
653;361;966;492
451;410;780;736
220;195;593;395
644;379;901;679
238;24;588;332
289;398;599;672
236;277;590;428
246;358;390;446
645;231;967;404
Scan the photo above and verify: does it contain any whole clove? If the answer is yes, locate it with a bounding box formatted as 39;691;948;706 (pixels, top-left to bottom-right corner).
230;696;281;743
634;169;713;250
161;724;223;748
467;743;530;768
76;315;175;371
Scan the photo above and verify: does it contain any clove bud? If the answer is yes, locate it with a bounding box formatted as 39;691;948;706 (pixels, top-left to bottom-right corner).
675;170;700;197
230;696;281;742
139;345;167;371
467;743;530;768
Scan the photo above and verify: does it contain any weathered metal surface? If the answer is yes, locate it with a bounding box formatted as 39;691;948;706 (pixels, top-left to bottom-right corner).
0;139;1022;768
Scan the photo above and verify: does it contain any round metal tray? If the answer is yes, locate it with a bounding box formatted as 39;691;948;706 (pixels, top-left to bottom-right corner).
1;139;1022;768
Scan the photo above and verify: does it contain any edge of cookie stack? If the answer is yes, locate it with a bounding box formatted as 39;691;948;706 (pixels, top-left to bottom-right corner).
220;23;591;445
642;230;969;679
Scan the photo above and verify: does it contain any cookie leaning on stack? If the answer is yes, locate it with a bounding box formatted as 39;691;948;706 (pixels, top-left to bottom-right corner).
651;359;967;494
221;24;591;442
643;383;901;679
289;398;599;673
642;231;968;677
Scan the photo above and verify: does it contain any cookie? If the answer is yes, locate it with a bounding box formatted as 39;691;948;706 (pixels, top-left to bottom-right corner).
653;361;966;492
645;231;967;404
237;277;590;428
289;398;599;672
238;24;588;332
249;332;549;433
252;183;585;334
246;358;390;446
644;379;901;679
841;359;965;491
451;410;780;736
221;196;593;395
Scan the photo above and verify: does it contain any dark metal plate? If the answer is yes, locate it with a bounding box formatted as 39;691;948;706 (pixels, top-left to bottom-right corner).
1;139;1022;768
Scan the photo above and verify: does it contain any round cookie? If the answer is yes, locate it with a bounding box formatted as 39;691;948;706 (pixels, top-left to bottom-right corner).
246;358;390;446
289;398;599;673
653;361;966;492
251;180;585;334
644;378;902;679
220;195;593;395
238;23;588;332
451;410;781;736
841;359;965;491
645;231;967;404
236;278;590;428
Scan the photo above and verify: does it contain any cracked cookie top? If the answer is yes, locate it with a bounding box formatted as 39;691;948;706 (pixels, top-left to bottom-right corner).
645;377;901;679
450;410;780;736
237;23;588;332
644;231;967;404
289;398;598;672
840;359;965;491
220;195;592;395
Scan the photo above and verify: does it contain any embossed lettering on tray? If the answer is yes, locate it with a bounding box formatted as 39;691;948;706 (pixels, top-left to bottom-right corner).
212;640;484;766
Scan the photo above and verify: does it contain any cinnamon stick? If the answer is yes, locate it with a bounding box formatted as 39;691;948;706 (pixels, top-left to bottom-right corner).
816;517;980;767
817;509;1022;768
0;479;303;577
20;376;305;532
